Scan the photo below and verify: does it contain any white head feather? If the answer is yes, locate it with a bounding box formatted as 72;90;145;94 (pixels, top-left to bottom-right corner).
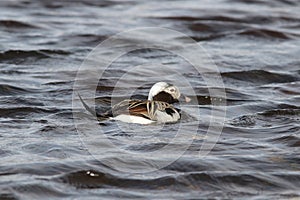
148;82;180;101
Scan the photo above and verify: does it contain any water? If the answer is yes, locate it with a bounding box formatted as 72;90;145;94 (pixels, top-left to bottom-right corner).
1;0;300;199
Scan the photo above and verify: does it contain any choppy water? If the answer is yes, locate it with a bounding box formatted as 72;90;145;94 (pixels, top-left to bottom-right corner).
1;0;300;199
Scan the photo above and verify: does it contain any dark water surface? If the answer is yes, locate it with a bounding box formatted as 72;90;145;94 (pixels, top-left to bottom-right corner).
1;0;300;199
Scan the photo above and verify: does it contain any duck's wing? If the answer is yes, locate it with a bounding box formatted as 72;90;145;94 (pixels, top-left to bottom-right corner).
111;99;152;120
113;100;180;118
128;100;180;121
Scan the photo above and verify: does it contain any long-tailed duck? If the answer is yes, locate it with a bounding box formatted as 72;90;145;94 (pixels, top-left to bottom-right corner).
79;82;190;124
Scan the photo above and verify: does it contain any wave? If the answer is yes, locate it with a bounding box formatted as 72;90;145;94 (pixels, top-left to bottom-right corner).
0;50;71;64
0;107;60;118
0;84;33;95
267;134;300;147
0;20;38;29
158;14;300;40
222;70;299;85
54;169;298;194
260;108;300;117
41;0;135;9
238;28;296;39
229;106;300;128
228;0;299;6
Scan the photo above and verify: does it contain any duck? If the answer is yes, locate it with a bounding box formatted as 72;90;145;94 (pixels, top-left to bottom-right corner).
79;82;190;124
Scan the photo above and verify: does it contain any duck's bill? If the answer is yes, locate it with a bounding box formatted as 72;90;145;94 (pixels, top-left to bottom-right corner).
179;95;191;103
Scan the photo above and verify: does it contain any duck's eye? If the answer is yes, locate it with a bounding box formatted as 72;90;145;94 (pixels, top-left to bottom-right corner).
169;88;175;92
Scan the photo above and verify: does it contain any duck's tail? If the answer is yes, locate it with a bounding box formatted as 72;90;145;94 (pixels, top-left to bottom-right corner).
78;94;110;120
78;93;97;117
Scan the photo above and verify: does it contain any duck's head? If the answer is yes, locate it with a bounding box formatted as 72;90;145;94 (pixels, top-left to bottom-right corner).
148;82;190;104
